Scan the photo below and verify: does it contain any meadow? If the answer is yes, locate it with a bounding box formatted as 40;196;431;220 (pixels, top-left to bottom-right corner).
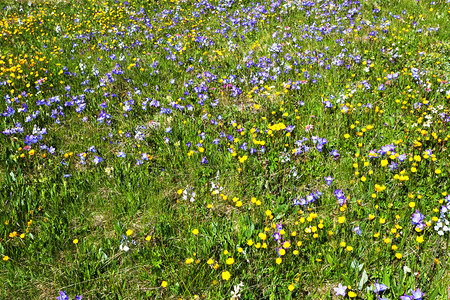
1;0;450;298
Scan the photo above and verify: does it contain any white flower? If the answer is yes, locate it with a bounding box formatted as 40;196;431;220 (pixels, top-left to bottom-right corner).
120;244;129;252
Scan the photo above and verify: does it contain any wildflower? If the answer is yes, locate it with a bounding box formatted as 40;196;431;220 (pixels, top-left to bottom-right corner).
411;288;424;300
3;256;9;261
186;258;194;264
348;291;357;298
373;280;388;293
288;284;295;291
126;229;133;236
73;239;79;244
416;235;424;243
333;283;347;296
221;271;231;280
192;229;199;235
324;176;334;185
226;257;235;265
161;281;168;287
56;291;82;300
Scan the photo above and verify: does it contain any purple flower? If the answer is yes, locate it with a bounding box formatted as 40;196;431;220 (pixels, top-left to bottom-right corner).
411;288;424;300
57;291;70;300
93;156;103;165
201;157;208;164
334;189;346;206
352;225;362;235
411;210;425;228
373;280;388;293
324;176;334;185
56;291;82;300
330;149;340;160
333;283;347;296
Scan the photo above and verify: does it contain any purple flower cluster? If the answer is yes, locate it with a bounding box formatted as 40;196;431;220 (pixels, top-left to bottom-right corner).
334;189;346;206
57;291;82;300
293;191;322;206
400;288;424;300
411;210;425;230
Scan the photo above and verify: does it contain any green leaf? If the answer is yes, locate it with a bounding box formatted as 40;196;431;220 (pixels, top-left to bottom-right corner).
358;269;368;290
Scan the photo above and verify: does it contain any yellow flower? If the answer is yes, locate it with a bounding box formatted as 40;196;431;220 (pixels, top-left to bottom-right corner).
177;189;183;195
145;235;151;241
161;281;168;287
73;239;79;244
379;218;386;224
344;134;350;139
346;246;353;251
279;249;286;256
29;149;35;156
288;284;295;291
3;256;9;261
409;202;415;208
265;210;272;216
186;258;194;264
416;235;424;243
276;257;282;264
340;241;346;247
192;229;199;235
226;257;235;265
126;229;133;236
338;216;345;224
348;291;357;298
435;169;441;174
207;259;214;265
395;253;402;259
258;233;267;240
381;160;388;167
221;271;231;280
360;176;366;182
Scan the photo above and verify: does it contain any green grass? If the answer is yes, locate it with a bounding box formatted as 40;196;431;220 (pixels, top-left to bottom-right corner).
1;0;450;298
